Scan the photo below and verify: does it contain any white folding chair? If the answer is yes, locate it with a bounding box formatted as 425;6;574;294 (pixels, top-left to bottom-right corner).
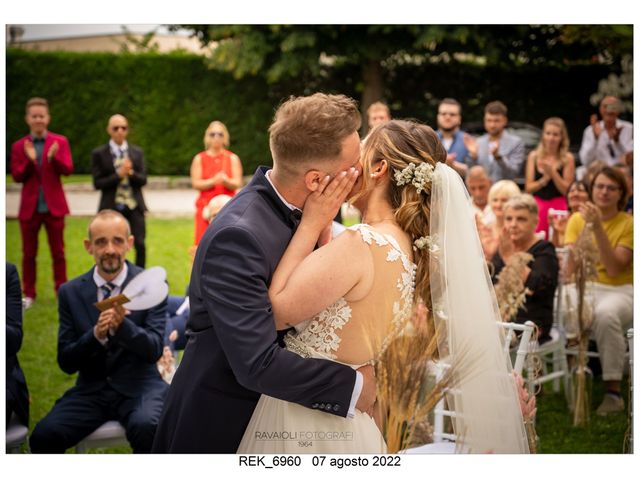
6;414;29;453
524;249;572;404
75;421;128;453
526;324;572;402
430;321;535;445
500;321;536;375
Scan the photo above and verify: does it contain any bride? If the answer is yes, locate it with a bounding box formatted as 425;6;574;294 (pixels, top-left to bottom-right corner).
237;120;529;454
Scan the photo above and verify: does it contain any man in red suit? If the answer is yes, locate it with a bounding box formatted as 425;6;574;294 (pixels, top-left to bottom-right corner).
10;97;74;308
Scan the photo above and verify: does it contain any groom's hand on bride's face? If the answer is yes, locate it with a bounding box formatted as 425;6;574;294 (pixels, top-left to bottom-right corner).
355;364;377;414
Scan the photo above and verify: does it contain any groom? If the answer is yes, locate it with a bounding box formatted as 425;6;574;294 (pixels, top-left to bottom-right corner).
152;93;376;453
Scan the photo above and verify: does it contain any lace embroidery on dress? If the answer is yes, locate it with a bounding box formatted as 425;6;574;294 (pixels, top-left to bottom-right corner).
286;298;352;359
285;224;416;361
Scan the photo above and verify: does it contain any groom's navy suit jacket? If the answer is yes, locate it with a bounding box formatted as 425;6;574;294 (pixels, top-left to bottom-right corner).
152;167;357;453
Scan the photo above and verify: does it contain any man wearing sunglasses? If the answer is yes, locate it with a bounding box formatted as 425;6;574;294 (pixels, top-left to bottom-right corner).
91;114;148;267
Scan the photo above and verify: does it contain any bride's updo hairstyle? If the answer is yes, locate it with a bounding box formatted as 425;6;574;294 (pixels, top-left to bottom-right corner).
358;119;446;312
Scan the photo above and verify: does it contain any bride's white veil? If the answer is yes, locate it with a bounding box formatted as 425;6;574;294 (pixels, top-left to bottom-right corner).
429;162;529;453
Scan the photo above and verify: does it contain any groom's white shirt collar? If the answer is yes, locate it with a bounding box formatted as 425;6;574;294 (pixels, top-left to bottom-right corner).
265;169;300;212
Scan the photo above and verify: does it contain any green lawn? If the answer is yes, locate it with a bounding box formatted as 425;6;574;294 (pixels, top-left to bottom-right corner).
5;217;631;453
535;377;630;453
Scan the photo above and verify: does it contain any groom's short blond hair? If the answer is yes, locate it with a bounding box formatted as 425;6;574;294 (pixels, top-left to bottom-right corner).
269;93;361;178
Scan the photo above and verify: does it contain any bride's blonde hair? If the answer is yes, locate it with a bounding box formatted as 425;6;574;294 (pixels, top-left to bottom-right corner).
356;119;447;315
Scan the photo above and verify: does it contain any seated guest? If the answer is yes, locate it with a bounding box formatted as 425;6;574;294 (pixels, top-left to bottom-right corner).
579;96;633;168
478;179;521;259
466;165;495;226
549;180;590;247
436;97;476;178
30;210;168;453
471;100;525;183
524;117;575;239
157;295;190;383
202;194;232;224
565;166;633;415
491;194;559;343
6;263;29;429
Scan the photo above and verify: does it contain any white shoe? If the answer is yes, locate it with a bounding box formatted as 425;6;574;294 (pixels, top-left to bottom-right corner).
22;297;35;310
596;394;625;416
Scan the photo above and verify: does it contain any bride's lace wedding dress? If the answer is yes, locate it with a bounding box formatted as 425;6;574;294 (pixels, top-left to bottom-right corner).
237;224;415;454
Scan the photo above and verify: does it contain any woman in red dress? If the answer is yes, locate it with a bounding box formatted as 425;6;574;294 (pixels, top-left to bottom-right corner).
191;121;243;245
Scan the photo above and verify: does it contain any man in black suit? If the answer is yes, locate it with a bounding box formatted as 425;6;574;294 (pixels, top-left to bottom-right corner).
30;210;168;453
91;114;147;267
6;262;29;429
152;93;376;453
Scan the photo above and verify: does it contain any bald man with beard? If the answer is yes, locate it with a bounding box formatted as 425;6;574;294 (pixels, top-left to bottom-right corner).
91;114;148;267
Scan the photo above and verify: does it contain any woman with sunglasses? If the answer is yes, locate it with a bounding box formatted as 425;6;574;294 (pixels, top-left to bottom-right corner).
565;166;633;416
191;121;243;245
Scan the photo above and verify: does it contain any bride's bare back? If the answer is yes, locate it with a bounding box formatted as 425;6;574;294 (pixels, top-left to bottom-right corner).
285;224;416;366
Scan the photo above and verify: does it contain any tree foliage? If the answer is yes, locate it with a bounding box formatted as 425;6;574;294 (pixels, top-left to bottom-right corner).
169;24;633;119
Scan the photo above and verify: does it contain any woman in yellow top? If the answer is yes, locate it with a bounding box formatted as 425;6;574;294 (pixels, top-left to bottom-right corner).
565;166;633;415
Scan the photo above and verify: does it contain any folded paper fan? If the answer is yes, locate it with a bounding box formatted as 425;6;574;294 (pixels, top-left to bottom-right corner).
122;266;169;311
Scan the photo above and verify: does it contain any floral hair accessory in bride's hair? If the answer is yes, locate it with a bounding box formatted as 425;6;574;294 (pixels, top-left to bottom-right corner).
394;162;435;194
413;235;439;253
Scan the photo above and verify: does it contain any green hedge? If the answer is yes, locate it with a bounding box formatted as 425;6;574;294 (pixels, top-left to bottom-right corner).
7;50;275;175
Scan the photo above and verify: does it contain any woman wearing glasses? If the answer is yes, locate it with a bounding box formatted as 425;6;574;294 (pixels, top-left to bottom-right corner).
565;166;633;416
191;121;243;245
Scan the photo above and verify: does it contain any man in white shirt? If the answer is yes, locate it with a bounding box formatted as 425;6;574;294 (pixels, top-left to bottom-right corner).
579;96;633;167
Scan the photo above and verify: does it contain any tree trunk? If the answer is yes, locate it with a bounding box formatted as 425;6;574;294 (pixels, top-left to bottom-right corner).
361;60;385;136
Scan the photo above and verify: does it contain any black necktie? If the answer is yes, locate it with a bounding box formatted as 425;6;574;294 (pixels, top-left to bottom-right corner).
100;282;116;300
